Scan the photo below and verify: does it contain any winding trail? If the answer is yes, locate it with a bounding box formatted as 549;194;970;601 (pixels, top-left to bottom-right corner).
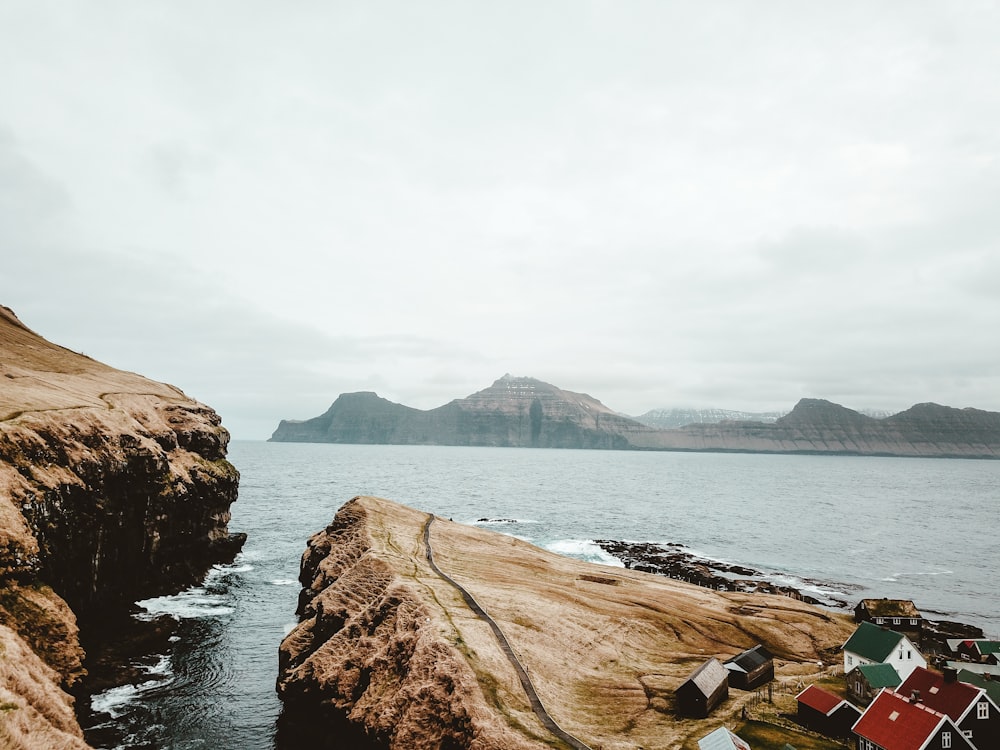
422;515;593;750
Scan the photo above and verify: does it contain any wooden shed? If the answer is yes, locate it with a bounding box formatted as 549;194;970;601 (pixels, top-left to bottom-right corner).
676;658;729;717
724;644;774;690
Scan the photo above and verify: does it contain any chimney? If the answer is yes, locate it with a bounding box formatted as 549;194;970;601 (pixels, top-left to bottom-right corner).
910;689;922;704
943;667;958;683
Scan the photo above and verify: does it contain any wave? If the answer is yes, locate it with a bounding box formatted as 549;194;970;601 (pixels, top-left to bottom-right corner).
270;578;297;586
135;587;234;620
89;655;174;719
545;539;625;567
211;562;255;574
471;517;539;525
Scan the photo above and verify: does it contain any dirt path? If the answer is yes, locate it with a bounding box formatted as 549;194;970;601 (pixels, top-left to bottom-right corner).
423;514;593;750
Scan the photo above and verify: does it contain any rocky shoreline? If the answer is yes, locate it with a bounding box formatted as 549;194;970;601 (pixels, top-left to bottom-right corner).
594;539;984;654
594;539;845;605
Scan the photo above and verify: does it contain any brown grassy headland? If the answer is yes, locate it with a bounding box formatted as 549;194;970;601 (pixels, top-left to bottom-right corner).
279;495;856;749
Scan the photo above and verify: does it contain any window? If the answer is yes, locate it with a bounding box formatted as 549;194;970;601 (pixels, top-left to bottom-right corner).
942;730;951;748
911;618;918;625
907;650;912;659
963;730;973;738
979;701;989;719
893;617;901;625
847;655;854;667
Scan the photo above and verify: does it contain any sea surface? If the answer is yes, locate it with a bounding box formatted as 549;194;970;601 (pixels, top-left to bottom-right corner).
83;441;1000;749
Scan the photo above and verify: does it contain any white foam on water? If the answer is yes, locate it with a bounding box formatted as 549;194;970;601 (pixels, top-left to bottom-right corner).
471;517;539;525
283;622;298;636
90;683;144;719
90;668;172;720
765;573;850;602
270;579;297;586
135;587;234;620
211;563;254;574
545;539;625;567
140;653;173;677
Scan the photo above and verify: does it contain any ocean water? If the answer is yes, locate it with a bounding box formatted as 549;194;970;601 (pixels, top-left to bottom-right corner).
82;442;1000;749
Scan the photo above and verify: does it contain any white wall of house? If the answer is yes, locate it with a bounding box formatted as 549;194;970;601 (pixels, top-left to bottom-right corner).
844;634;926;681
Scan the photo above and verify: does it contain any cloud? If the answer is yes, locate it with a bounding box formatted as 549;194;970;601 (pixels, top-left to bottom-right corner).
2;2;1000;436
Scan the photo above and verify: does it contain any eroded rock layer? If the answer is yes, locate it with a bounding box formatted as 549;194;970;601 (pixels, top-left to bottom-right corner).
278;495;856;750
0;306;243;747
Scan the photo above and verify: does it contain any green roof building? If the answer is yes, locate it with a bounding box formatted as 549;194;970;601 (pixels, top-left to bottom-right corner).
842;621;926;681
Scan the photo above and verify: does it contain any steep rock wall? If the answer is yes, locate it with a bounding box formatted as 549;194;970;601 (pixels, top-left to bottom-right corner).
0;306;243;747
277;499;541;750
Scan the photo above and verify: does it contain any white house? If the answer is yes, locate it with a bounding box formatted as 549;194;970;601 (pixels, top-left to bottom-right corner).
842;621;926;681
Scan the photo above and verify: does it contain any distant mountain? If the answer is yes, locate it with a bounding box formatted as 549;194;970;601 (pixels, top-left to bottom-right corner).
271;378;1000;459
632;407;786;429
270;374;657;449
630;398;1000;458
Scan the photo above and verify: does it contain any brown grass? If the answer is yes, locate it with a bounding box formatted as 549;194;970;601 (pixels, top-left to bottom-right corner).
359;495;856;750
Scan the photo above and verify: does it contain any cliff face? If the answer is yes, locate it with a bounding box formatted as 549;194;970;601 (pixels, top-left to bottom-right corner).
273;380;1000;459
0;306;243;747
278;495;855;750
270;374;658;448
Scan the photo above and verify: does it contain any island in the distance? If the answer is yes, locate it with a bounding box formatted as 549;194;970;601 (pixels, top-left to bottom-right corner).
270;374;1000;459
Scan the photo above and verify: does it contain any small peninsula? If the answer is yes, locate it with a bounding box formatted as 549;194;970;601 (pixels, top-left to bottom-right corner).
277;495;855;749
0;306;243;748
270;374;1000;459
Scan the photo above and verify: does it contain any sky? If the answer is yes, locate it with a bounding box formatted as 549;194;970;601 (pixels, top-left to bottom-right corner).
2;2;999;440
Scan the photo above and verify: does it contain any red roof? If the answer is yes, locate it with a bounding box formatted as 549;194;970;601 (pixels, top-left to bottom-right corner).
898;667;981;722
853;690;947;750
796;684;847;716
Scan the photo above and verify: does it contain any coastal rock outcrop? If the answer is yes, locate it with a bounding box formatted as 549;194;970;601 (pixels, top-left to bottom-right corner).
277;495;855;749
272;379;1000;459
0;306;243;747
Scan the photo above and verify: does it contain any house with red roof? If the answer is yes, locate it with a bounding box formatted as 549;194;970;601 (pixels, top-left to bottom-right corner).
953;640;1000;665
852;689;975;750
897;666;1000;749
795;684;861;738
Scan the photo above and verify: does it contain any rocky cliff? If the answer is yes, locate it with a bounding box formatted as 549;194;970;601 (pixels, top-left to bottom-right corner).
277;495;855;750
271;378;1000;459
0;306;243;748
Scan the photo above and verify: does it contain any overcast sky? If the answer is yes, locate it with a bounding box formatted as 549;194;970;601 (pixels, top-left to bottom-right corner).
2;2;999;439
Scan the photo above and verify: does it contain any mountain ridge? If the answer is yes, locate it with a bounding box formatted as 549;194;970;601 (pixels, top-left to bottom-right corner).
271;376;1000;459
